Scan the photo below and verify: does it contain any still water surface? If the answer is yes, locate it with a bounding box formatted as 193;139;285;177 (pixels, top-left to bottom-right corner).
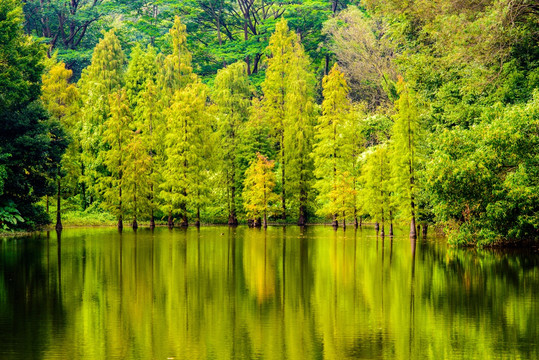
1;226;538;359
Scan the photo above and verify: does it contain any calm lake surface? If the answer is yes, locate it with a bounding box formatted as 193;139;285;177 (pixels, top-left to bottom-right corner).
1;226;538;359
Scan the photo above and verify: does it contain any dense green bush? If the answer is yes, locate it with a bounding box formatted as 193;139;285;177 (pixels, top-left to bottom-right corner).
426;93;539;246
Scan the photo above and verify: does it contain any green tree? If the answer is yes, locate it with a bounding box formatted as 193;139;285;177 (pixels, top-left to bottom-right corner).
160;80;210;227
78;29;125;209
161;16;196;96
0;0;67;228
123;130;152;229
262;18;316;223
41;60;79;229
360;144;392;236
213;61;253;225
126;44;163;227
261;18;296;221
284;35;316;226
243;153;280;227
391;78;421;238
312;63;351;227
101;90;133;229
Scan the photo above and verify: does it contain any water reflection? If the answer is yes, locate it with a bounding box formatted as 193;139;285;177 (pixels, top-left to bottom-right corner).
0;226;538;359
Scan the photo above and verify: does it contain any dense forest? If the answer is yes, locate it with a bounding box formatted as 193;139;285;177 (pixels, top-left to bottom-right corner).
1;0;538;246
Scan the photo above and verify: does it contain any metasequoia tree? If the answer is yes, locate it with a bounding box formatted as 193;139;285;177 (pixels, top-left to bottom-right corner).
41;60;79;230
312;64;352;227
243;153;279;228
101;90;132;230
262;18;315;223
160;80;210;227
78;29;125;208
391;78;421;239
213;61;253;225
360;144;392;236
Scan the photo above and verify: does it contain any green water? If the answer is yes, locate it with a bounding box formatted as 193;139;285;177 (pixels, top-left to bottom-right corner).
0;226;538;359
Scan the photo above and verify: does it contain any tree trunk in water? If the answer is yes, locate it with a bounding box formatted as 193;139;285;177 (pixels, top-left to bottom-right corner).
381;208;385;237
263;211;268;228
342;212;346;229
410;216;417;239
132;216;138;230
255;217;261;228
422;223;428;238
228;186;238;226
375;222;379;234
55;178;62;231
118;215;123;230
195;207;201;227
354;214;358;228
150;210;155;229
81;182;87;210
281;145;286;221
389;210;394;236
332;214;338;228
168;211;174;228
180;212;188;227
298;205;307;226
180;196;188;227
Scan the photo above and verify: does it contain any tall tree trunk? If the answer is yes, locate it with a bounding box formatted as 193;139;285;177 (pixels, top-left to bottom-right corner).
55;178;62;231
332;214;338;228
342;211;346;229
228;168;238;225
281;140;286;221
389;210;394;236
150;209;155;229
252;53;262;74
381;208;385;237
422;223;428;238
133;183;138;229
168;210;174;228
298;185;307;226
195;207;201;227
118;184;123;230
180;199;188;227
410;215;417;239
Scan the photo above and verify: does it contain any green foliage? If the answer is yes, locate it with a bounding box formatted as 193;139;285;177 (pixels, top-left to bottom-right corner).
426;93;539;246
78;30;126;207
100;89;133;222
312;64;353;222
359;144;392;227
243;153;280;225
0;201;24;231
390;78;422;225
213;61;253;223
159;79;211;223
0;0;67;229
262;18;317;222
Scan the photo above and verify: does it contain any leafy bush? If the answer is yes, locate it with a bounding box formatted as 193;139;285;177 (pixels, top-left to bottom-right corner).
426;93;539;246
0;201;24;231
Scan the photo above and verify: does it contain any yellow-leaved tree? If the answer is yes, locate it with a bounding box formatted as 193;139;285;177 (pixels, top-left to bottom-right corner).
243;153;280;228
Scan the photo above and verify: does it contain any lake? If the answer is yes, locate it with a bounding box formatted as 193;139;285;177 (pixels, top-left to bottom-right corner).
1;226;538;359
